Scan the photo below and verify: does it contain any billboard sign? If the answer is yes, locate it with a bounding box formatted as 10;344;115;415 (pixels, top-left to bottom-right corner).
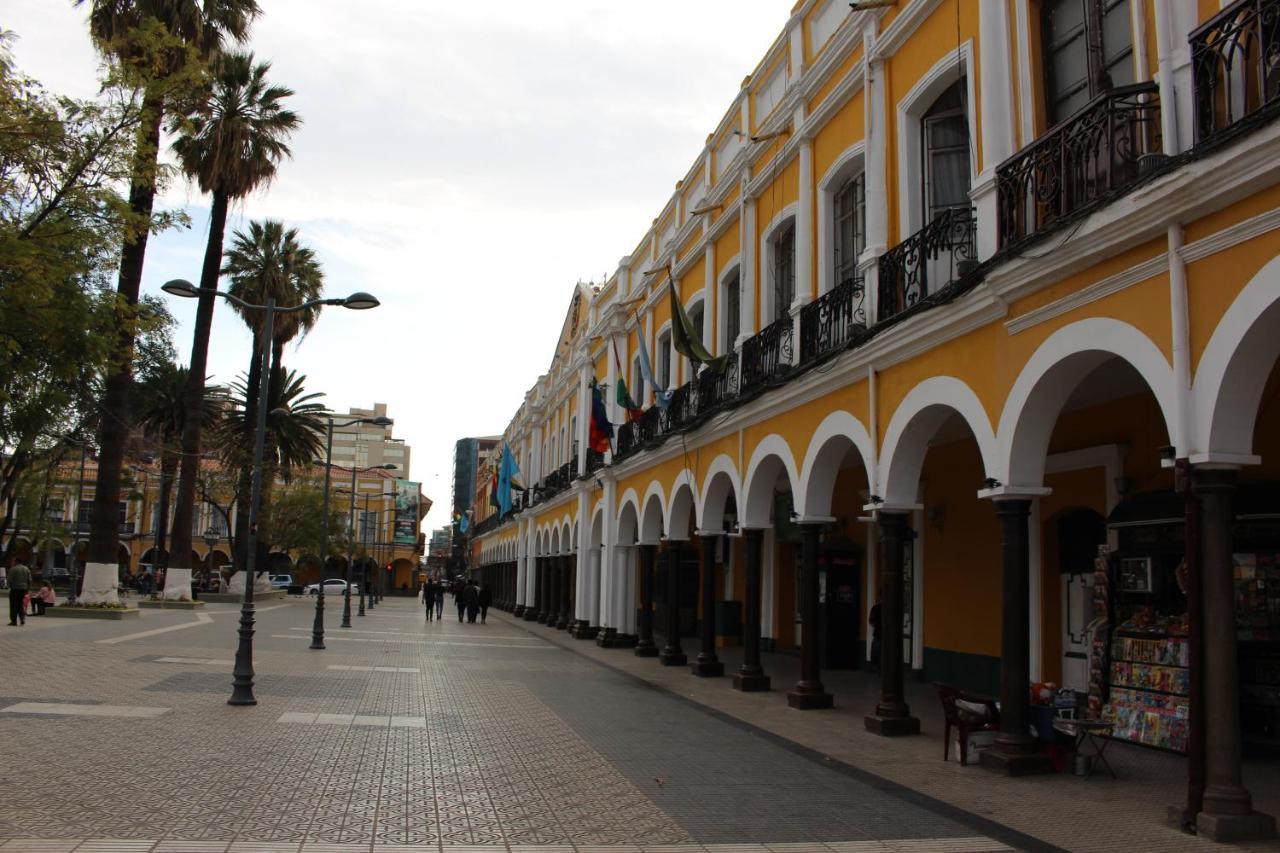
394;480;420;546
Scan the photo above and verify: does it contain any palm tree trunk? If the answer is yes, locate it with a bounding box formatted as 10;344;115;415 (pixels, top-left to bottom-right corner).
156;449;176;571
233;328;263;575
83;87;164;604
169;189;230;587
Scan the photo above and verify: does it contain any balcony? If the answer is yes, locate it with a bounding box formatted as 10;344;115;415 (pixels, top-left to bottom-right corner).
1192;0;1280;146
878;206;978;322
659;382;695;434
996;83;1161;248
739;317;793;396
696;350;739;415
584;448;604;476
799;275;867;365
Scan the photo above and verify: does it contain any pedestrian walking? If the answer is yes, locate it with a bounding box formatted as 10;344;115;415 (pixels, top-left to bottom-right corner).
30;581;56;615
454;582;466;622
8;560;31;626
434;582;444;618
464;580;480;624
423;579;435;621
478;582;492;624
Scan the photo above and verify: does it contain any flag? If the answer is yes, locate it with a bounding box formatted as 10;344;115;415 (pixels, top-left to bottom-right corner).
668;269;727;372
615;376;643;422
459;513;469;534
497;444;520;515
611;340;643;421
636;329;672;410
589;380;613;452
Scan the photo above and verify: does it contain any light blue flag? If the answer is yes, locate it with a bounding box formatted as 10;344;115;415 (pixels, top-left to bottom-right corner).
498;444;520;515
635;332;672;410
458;513;469;534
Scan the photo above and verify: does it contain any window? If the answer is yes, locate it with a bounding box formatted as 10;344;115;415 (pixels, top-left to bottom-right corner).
922;79;971;222
657;330;672;389
772;222;795;322
1042;0;1133;126
834;173;866;286
77;501;92;526
118;501;131;533
569;416;577;460
632;355;644;404
691;304;704;342
724;271;741;346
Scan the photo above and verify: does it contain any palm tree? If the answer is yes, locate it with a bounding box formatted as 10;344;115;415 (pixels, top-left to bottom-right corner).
137;363;221;582
74;0;259;599
215;367;324;571
219;219;324;570
167;50;300;585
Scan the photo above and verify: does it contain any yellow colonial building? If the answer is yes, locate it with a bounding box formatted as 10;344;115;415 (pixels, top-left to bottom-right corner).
470;0;1280;841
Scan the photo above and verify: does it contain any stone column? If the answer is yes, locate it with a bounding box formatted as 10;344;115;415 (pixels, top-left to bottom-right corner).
523;557;541;621
575;549;600;639
557;554;572;630
548;555;563;627
980;499;1051;774
788;523;833;709
864;511;919;735
660;540;687;665
541;557;554;624
1195;469;1276;841
635;543;658;657
733;528;770;691
692;532;724;676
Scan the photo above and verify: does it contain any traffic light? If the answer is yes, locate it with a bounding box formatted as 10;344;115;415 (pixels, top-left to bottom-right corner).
386;563;392;573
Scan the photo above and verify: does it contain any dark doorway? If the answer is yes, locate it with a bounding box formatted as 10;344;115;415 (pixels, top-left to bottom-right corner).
821;545;861;669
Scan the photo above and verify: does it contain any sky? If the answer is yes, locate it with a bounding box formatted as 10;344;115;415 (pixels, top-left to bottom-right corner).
5;0;788;530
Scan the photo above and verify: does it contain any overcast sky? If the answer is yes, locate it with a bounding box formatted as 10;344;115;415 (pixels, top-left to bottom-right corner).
6;0;786;530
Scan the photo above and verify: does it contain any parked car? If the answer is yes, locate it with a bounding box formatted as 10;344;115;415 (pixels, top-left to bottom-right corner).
269;573;294;590
304;579;358;596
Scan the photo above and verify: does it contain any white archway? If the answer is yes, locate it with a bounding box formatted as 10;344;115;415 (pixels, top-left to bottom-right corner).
741;434;800;527
639;481;666;544
999;318;1176;488
697;454;741;531
799;410;876;517
880;376;997;507
1192;254;1280;463
666;469;697;540
617;490;640;544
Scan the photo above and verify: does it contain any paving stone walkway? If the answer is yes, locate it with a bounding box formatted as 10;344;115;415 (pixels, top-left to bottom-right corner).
0;598;1036;852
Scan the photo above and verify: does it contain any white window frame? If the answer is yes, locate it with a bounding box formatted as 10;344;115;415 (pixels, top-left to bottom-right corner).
680;290;706;381
759;204;799;326
817;142;867;295
895;42;978;239
656;322;673;390
718;258;742;353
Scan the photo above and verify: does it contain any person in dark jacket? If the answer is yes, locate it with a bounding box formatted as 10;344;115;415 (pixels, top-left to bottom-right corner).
7;560;31;626
434;582;445;618
478;583;492;624
464;581;480;623
454;581;466;622
423;579;436;621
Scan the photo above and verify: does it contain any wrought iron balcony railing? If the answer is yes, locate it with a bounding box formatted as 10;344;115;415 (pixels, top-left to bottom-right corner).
799;276;867;365
739;317;793;396
1192;0;1280;145
996;83;1161;248
695;350;739;415
615;419;639;460
878;206;978;323
584;448;604;476
660;382;695;434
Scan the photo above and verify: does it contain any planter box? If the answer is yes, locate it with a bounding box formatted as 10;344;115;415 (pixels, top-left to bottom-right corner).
46;606;141;621
137;599;205;610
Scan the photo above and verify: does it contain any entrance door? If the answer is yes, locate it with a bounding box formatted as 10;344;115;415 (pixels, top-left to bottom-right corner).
1062;572;1091;692
822;550;860;668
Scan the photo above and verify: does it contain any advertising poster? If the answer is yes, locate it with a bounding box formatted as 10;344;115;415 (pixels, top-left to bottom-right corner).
394;479;420;546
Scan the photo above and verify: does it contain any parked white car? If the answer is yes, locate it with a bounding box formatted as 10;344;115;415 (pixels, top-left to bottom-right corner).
304;579;358;596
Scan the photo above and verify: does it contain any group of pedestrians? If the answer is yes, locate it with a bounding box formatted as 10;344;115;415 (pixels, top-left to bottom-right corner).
5;561;57;626
421;577;491;624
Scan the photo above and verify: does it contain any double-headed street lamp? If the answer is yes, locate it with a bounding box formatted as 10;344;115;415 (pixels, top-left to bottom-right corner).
309;414;393;650
161;278;380;707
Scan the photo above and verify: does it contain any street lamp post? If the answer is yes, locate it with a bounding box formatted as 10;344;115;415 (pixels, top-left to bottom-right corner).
311;414;393;648
162;278;379;707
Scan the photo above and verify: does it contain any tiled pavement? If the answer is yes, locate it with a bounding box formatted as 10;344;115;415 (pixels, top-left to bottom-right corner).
0;598;1266;852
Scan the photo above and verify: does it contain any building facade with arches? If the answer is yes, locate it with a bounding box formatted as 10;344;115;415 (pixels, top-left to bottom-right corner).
469;0;1280;841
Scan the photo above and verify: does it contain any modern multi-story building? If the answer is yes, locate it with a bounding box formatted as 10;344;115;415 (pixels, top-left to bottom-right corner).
468;0;1280;841
328;403;411;477
452;436;500;517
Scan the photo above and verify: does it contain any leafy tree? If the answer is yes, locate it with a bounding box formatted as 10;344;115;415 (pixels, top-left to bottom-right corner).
167;50;300;578
259;473;349;563
73;0;260;570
